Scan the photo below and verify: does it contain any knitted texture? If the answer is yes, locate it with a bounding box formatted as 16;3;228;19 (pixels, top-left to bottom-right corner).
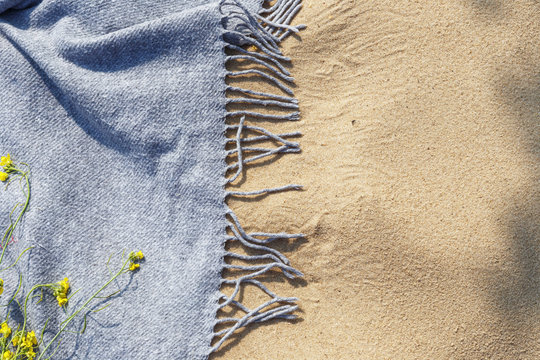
0;0;303;358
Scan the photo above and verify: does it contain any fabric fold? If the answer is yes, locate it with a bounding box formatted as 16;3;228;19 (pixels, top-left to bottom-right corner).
1;1;228;358
0;0;302;358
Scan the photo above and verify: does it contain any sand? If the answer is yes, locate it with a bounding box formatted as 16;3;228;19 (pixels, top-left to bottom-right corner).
213;1;540;359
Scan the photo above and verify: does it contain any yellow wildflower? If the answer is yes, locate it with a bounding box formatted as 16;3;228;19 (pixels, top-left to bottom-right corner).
11;335;19;347
128;250;143;271
57;297;68;306
56;294;68;307
0;172;7;182
26;331;37;346
59;277;70;293
2;350;11;360
26;348;36;360
52;277;70;306
0;154;11;168
0;323;10;338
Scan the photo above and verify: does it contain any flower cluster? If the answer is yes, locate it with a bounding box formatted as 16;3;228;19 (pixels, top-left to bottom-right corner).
0;155;13;182
1;153;146;358
0;323;10;339
128;251;144;271
10;330;37;359
51;278;70;307
0;323;38;360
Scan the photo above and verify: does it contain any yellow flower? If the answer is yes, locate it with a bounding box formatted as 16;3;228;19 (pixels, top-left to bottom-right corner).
11;336;19;347
26;331;37;346
0;172;7;182
59;278;70;293
0;154;11;168
0;278;3;296
52;277;70;306
0;323;11;338
2;350;11;360
26;348;36;360
56;294;68;307
128;250;143;271
23;338;33;348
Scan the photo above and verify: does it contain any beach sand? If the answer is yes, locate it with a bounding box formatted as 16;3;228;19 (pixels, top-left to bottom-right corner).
214;1;540;358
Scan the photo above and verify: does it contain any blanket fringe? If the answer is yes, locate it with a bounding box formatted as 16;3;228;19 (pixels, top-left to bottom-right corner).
212;0;305;354
211;209;304;353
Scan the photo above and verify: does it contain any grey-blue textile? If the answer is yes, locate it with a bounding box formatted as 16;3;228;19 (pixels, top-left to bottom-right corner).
0;0;303;358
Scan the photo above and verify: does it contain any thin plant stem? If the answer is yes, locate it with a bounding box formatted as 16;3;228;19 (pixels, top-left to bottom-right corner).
33;257;131;360
0;168;30;266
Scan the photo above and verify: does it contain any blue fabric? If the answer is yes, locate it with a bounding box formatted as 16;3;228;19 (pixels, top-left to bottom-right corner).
0;0;256;358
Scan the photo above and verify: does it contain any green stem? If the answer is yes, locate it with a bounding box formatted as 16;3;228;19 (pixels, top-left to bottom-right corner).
15;284;49;358
0;169;30;267
35;258;130;360
0;246;33;274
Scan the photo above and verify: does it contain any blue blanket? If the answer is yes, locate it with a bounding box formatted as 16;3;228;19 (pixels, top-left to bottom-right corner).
0;0;303;358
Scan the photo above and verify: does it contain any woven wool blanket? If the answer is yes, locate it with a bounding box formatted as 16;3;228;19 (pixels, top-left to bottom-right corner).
0;0;303;358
